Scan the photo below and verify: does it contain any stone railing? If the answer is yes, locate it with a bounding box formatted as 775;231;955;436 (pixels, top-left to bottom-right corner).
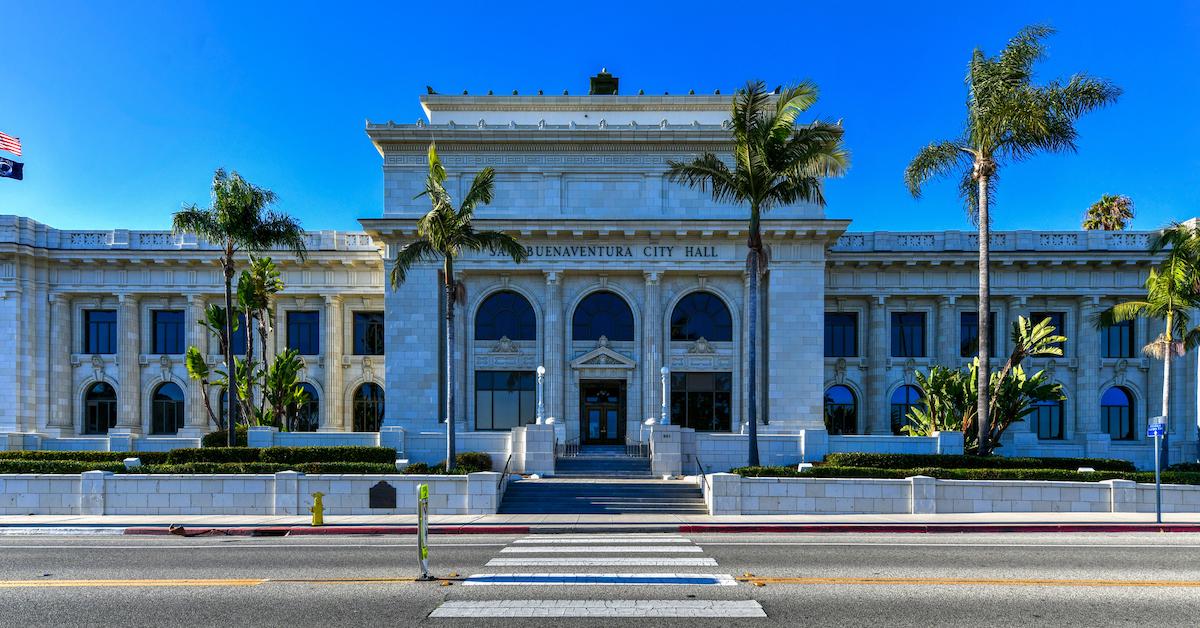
832;230;1156;254
0;217;378;252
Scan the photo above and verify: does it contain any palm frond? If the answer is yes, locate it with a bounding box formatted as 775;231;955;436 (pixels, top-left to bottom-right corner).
468;230;528;264
460;167;496;215
389;239;437;288
904;140;971;198
666;154;741;205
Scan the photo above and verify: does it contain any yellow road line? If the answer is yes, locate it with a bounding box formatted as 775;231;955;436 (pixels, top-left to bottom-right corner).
738;576;1200;588
0;577;442;589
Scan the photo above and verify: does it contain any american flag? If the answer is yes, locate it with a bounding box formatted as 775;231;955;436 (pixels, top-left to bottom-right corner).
0;132;21;157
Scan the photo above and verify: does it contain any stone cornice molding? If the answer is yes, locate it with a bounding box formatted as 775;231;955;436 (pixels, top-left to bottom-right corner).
361;218;850;243
418;93;732;111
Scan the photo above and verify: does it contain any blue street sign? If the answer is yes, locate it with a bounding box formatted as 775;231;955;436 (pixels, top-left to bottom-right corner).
1148;425;1165;437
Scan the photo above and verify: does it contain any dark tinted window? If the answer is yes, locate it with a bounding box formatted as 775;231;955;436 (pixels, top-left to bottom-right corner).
1033;399;1064;439
353;312;385;355
228;312;248;356
891;312;926;358
294;383;320;432
287;311;320;355
890;385;923;435
152;310;185;354
475;291;536;341
1101;387;1135;441
825;313;857;357
474;371;536;430
151;382;184;434
824;385;857;434
83;310;117;354
1102;320;1135;359
669;371;732;432
83;382;117;435
959;311;996;358
353;383;384;432
1031;311;1066;355
670;292;732;342
572;291;634;342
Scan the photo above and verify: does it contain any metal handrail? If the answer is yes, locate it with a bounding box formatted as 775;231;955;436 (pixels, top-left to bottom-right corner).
695;455;712;496
557;436;580;458
497;453;513;495
625;435;649;458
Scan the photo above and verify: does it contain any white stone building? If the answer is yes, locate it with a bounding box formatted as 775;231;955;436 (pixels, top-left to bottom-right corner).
0;73;1194;469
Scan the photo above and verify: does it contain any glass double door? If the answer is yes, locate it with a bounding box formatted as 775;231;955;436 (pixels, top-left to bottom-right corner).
580;380;625;445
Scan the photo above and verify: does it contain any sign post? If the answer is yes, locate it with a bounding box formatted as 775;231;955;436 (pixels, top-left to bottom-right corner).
1148;416;1166;524
416;484;433;580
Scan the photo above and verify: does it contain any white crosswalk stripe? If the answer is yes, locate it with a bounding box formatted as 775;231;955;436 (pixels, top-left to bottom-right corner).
429;532;766;618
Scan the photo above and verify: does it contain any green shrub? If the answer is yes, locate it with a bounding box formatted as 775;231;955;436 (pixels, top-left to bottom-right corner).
0;460;127;474
401;462;478;475
202;427;248;448
259;446;396;464
1169;463;1200;473
729;465;1200;485
166;447;261;464
0;451;169;465
454;452;493;472
138;462;290;474
822;452;1135;472
295;462;396;474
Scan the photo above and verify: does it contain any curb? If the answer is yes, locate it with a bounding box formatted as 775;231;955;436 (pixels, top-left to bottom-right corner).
678;523;1200;534
122;525;532;536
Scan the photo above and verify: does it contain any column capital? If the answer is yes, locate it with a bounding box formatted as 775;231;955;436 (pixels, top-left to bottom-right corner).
544;270;559;285
324;294;343;306
49;292;70;305
186;293;207;306
872;294;888;307
938;295;957;306
643;270;661;284
1079;295;1101;308
117;293;139;305
1009;295;1028;307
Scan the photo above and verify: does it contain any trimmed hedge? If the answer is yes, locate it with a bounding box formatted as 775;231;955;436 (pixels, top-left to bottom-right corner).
454;452;493;472
822;452;1136;473
166;447;261;464
729;465;1200;485
1169;463;1200;473
202;427;248;448
259;446;396;465
0;460;127;474
0;451;169;465
136;462;397;474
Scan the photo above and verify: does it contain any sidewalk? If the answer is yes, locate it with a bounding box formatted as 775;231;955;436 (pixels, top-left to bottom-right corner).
3;512;1200;535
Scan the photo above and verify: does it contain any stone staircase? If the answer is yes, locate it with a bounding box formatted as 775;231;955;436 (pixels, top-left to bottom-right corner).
498;445;707;514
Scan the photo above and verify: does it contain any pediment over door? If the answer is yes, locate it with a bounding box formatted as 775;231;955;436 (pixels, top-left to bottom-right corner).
570;345;636;370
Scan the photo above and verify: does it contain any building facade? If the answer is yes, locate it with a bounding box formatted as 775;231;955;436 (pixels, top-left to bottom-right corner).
0;77;1194;468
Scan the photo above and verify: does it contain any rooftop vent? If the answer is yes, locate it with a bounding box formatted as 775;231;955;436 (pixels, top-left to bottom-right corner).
589;68;619;95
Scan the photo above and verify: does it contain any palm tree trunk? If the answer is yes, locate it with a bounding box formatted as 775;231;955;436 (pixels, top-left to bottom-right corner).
746;218;761;468
1161;311;1172;468
976;173;991;455
223;251;236;447
444;257;457;472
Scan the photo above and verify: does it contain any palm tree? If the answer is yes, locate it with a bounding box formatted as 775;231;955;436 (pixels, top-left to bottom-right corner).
1082;194;1135;230
904;25;1121;455
1097;223;1200;466
390;144;527;472
173;169;307;446
667;81;849;466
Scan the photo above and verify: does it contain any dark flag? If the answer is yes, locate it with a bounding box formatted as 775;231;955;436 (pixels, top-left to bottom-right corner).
0;157;22;180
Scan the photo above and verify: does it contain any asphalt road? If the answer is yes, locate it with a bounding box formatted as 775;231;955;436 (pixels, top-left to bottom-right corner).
0;532;1198;627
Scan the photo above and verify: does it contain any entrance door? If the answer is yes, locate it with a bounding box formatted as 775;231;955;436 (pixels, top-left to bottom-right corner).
580;380;625;445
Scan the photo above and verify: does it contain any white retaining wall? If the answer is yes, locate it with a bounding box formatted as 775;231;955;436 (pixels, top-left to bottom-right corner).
691;431;964;474
0;471;500;516
706;473;1200;515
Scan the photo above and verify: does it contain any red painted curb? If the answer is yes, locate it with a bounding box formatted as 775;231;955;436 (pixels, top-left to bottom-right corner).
122;525;531;536
678;524;1200;534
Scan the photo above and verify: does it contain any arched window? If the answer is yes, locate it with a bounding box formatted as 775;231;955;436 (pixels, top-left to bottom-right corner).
1101;387;1135;441
353;383;385;432
670;292;733;342
475;291;536;341
293;383;320;432
1033;399;1064;440
572;291;634;342
151;382;185;435
889;385;923;435
824;385;857;435
83;382;117;435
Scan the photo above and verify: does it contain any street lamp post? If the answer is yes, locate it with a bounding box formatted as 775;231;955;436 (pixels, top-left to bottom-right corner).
660;366;670;425
535;365;546;425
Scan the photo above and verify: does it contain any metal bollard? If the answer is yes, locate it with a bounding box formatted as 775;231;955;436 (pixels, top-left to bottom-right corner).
310;491;325;526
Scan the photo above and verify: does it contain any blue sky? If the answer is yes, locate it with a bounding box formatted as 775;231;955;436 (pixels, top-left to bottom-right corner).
2;1;1197;232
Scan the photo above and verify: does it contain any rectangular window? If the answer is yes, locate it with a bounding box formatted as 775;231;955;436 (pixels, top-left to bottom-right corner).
1102;320;1135;359
670;371;733;432
1033;402;1064;440
353;311;385;355
959;312;997;358
891;312;926;358
1030;311;1066;355
152;310;185;354
229;312;248;356
287;311;321;355
824;312;858;357
83;309;117;354
474;371;535;430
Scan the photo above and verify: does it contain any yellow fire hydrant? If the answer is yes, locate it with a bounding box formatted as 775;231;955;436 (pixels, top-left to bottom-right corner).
310;492;325;527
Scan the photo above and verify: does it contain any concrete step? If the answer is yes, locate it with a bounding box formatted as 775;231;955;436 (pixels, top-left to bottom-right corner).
498;479;707;514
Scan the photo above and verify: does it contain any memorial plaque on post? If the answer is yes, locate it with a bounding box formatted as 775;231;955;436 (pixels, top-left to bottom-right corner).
369;481;397;509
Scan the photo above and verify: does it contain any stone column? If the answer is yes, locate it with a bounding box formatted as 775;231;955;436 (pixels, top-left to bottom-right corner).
382;259;439;431
765;260;827;432
323;295;345;431
183;295;209;435
46;293;73;435
116;294;142;432
542;271;564;424
937;296;957;367
643;271;662;426
866;296;889;434
1006;296;1026;356
1076;297;1102;434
